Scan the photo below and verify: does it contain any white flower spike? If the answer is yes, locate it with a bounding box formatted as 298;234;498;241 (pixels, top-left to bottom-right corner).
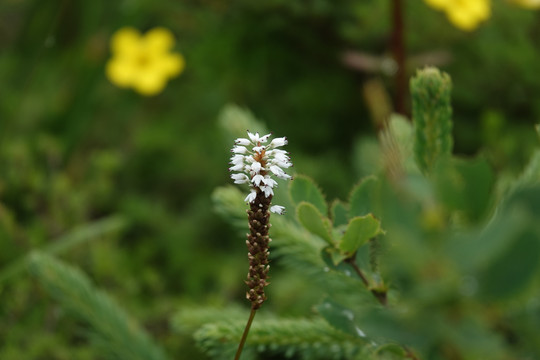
229;130;293;214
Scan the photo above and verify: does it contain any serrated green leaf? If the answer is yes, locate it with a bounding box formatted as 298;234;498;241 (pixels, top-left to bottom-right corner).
339;215;382;256
290;175;327;215
349;176;380;218
297;202;333;244
330;200;349;227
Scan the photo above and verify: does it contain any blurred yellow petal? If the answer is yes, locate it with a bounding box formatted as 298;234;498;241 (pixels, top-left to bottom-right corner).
111;27;141;55
465;0;490;19
144;27;175;52
163;53;185;77
442;0;490;31
132;72;167;96
106;57;136;87
447;12;479;31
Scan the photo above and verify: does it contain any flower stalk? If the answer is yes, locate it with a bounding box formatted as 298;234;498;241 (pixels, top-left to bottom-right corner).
229;131;292;358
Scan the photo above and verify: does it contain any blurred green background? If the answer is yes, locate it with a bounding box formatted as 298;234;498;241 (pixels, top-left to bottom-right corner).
1;0;540;358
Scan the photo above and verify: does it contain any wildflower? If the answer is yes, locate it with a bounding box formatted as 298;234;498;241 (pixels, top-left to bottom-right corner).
424;0;490;31
229;131;293;309
229;131;292;212
106;27;185;96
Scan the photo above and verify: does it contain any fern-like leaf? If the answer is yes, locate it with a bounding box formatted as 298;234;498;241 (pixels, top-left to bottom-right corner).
28;252;169;360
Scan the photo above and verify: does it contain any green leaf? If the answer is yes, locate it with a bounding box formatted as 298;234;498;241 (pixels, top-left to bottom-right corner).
479;229;540;301
290;175;327;215
321;246;349;267
433;156;494;222
28;252;169;360
339;215;382;256
330;200;349;227
349;175;380;218
316;298;366;338
316;298;415;345
0;216;127;284
297;202;333;244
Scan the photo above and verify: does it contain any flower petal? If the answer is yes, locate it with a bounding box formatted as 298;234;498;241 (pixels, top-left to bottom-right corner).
132;71;167;96
270;205;286;215
106;57;136;87
245;190;257;203
144;27;175;52
111;27;141;54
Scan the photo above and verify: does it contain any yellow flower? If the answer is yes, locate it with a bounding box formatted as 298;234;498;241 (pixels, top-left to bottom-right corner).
510;0;540;9
424;0;491;31
106;27;185;96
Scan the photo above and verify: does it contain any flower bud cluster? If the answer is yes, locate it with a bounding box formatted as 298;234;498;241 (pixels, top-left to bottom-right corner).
229;131;292;215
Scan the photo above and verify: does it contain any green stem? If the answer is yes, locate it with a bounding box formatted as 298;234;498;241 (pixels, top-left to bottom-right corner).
234;307;257;360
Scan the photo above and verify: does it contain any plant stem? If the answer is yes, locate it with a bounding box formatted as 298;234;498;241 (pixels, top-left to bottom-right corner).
345;256;388;306
234;307;257;360
345;257;369;288
391;0;407;115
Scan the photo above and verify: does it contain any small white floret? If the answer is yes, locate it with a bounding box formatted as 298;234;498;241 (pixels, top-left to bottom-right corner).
269;165;285;177
245;190;257;203
235;138;251;146
261;186;274;197
262;177;277;188
248;132;260;143
228;163;244;172
251;161;262;173
231;173;249;184
252;174;264;186
270;205;286;215
269;137;287;148
232;146;248;154
259;133;272;143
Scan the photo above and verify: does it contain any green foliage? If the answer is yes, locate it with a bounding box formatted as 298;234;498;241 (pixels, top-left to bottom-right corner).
28;252;169;360
4;0;540;358
206;69;540;360
339;215;382;257
433;156;494;222
290;175;328;215
411;67;453;174
349;176;380;218
194;315;363;360
296;202;333;245
0;216;126;284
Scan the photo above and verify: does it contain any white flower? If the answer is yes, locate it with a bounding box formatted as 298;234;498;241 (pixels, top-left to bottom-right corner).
245;190;257;203
269;137;287;147
261;185;273;198
270;205;286;215
229;130;293;214
232;146;248;154
251;161;262;173
231;173;250;184
235;138;251;146
252;174;264;186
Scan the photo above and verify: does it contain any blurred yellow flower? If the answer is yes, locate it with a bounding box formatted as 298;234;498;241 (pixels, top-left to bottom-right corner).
510;0;540;9
424;0;491;31
106;27;185;96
